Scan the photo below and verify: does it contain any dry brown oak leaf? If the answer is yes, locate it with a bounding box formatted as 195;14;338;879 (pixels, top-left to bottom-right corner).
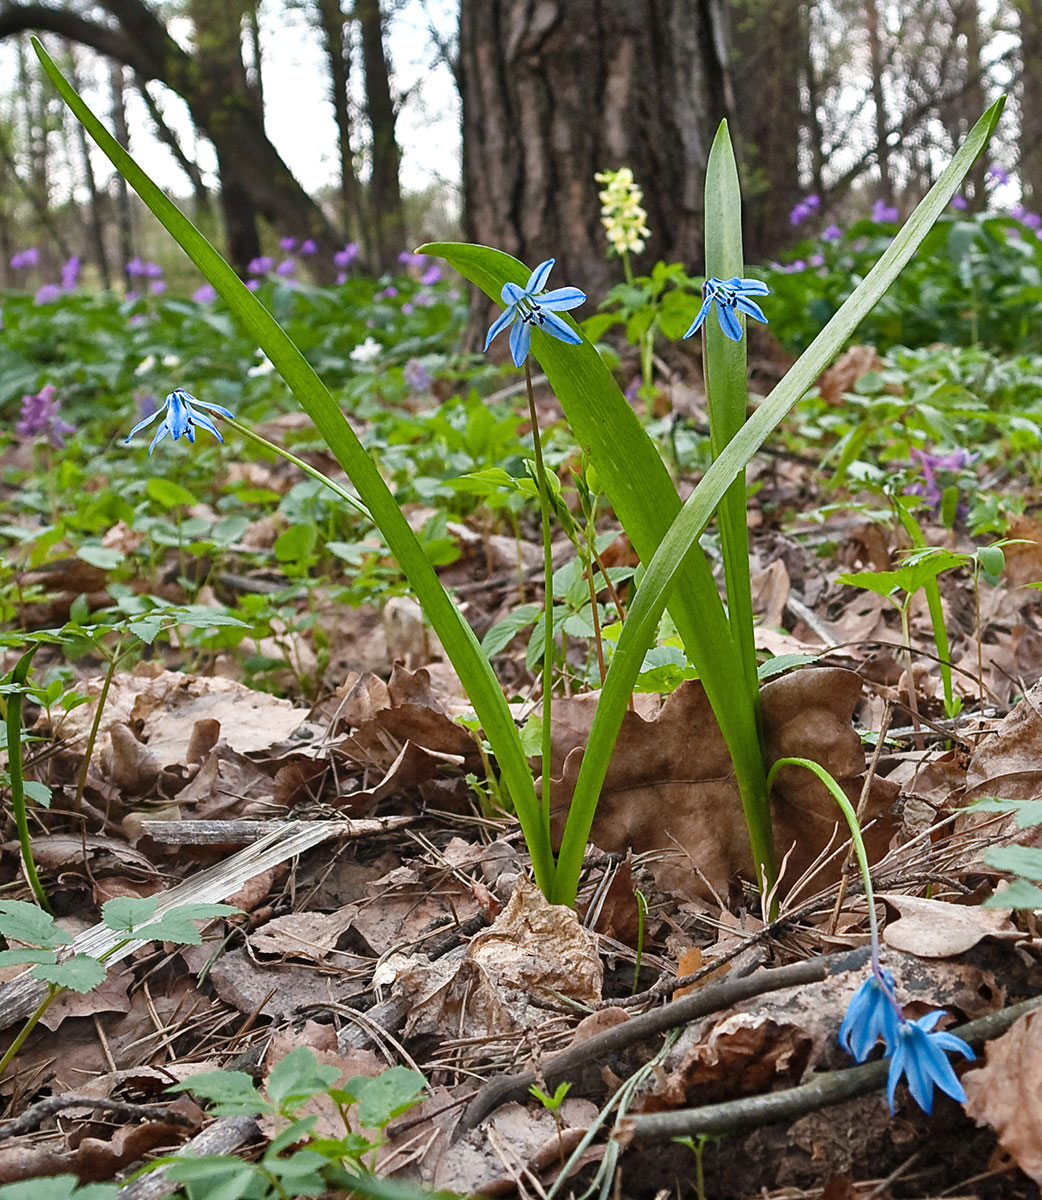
548;667;897;899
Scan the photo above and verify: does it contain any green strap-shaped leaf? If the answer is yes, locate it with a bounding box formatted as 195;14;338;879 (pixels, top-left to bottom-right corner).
557;96;1004;905
421;242;767;905
32;38;554;896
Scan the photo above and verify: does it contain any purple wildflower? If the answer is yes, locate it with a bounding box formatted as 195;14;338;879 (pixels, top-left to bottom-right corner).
275;259;297;278
334;243;358;269
790;194;821;226
60;256;81;291
10;247;39;270
951;193;968;210
17;384;75;448
248;255;274;276
420;264;442;286
822;224;843;243
872;199;900;223
33;283;61;306
246;279;261;291
398;251;428;268
987;165;1010;186
299;238;317;255
785;259;807;273
907;446;978;513
150;279;166;296
142;261;163;278
279;236;297;253
376;285;398;300
193;283;218;303
403;358;432;392
126;256;145;276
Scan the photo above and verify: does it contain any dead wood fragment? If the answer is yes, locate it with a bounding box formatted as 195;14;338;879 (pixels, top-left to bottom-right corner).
456;948;870;1136
137;815;413;845
0;1095;197;1141
115;1115;259;1200
620;994;1042;1143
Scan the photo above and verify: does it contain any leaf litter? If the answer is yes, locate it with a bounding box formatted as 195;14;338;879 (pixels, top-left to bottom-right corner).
5;379;1042;1199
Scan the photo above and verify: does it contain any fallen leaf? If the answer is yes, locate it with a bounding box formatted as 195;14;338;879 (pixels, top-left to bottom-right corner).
816;345;886;405
880;894;1018;957
549;668;897;899
248;907;356;961
396;875;602;1040
965;1009;1042;1184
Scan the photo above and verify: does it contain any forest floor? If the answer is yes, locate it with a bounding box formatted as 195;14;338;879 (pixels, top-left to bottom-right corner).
2;342;1042;1200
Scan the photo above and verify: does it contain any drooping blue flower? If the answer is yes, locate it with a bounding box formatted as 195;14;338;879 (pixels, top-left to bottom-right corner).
885;1010;974;1113
839;969;903;1062
124;388;233;455
483;259;586;367
683;276;769;342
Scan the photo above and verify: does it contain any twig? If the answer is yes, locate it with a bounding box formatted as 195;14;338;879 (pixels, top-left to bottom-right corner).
116;1116;259;1200
456;947;870;1136
0;1095;197;1140
620;993;1042;1142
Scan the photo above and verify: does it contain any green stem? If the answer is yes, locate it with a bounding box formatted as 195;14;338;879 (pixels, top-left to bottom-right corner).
5;647;51;913
765;756;879;967
72;634;125;812
0;984;58;1079
224;417;371;521
525;361;555;847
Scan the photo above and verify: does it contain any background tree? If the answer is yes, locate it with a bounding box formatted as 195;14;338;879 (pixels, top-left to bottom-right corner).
457;0;731;303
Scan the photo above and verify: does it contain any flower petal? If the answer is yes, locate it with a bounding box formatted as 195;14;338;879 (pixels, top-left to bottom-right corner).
509;317;531;367
190;409;225;442
193;399;235;419
538;308;582;346
484;305;516;351
716;301;743;341
501;281;526;305
538;286;586;312
526;259;555;295
734;296;768;324
682;294;714;340
736;278;770;296
125;409;162;442
147;421;171;455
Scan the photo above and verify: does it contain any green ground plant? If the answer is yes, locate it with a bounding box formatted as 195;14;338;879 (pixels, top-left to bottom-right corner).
30;35;1003;909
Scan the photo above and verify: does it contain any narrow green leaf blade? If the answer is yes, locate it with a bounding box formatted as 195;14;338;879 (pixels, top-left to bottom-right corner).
32;38;552;897
559;96;1005;905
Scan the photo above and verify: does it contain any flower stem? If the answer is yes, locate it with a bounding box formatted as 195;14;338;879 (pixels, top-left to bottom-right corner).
223;416;372;521
0;985;58;1079
525;361;555;843
766;757;881;970
5;647;52;913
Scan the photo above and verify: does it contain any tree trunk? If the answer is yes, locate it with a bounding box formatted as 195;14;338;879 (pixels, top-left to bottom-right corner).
108;59;135;281
865;0;893;206
1020;0;1042;204
134;74;211;219
69;50;112;287
458;0;729;310
314;0;363;243
727;0;805;261
358;0;405;272
0;1;341;276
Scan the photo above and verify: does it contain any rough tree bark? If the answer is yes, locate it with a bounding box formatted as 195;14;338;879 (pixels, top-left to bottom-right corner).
727;0;805;261
458;0;730;306
313;0;363;244
0;1;340;274
1020;0;1042;203
358;0;405;273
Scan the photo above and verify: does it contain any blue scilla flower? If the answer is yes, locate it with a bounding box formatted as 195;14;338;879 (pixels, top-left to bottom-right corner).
839;969;903;1062
484;259;585;367
886;1010;974;1113
683;276;769;342
125;388;233;455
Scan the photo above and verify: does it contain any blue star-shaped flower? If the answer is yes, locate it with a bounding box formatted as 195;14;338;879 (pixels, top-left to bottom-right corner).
125;388;233;455
683;276;769;342
886;1010;974;1113
839;969;903;1062
483;259;586;367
